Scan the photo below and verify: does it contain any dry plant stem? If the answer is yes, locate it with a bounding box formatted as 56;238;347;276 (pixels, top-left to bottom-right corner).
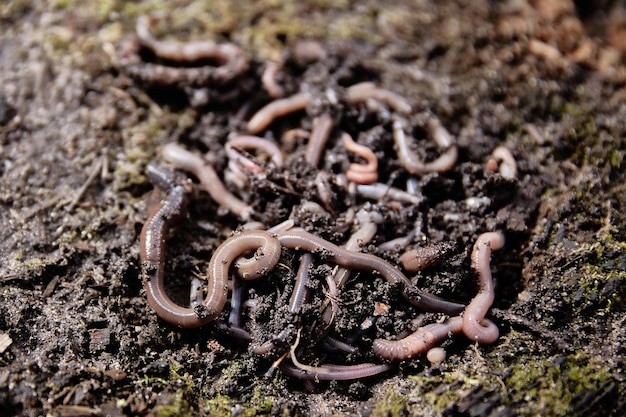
463;231;505;344
373;316;463;360
392;118;458;175
342;132;378;184
247;93;309;134
305;113;333;166
345;82;412;114
277;229;464;314
162;143;254;220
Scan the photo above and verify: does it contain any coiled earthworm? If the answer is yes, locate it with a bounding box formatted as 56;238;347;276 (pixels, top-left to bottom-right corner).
276;228;464;314
373;316;463;360
162;143;254;220
225;135;284;186
392;117;458;175
232;232;282;280
247;92;309;134
141;220;281;327
261;52;286;99
342;132;378;184
345;82;412;115
486;146;517;179
463;231;505;344
305;113;333;167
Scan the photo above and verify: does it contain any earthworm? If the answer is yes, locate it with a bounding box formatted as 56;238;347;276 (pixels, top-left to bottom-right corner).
305;113;333;166
342;132;378;184
486;146;517;179
400;242;454;272
247;92;309;134
231;232;282;280
261;52;285;98
373;316;463;360
355;183;423;206
289;253;313;314
225;135;284;186
463;231;505;344
392;117;458;175
228;275;245;328
132;13;248;83
345;82;412;115
276;228;465;314
321;336;358;354
426;347;447;364
162;143;254;220
279;361;394;381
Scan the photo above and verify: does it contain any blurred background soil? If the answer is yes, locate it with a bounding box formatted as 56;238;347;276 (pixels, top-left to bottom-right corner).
0;1;625;416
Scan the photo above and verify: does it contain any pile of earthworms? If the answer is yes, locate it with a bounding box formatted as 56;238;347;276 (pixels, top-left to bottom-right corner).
127;13;518;382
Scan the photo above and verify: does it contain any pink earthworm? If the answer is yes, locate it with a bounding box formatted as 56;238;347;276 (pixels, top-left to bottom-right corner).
392;117;458;175
400;242;453;272
141;171;281;329
162;143;254;220
247;93;309;134
345;82;412;115
305;113;333;166
261;52;286;99
276;228;465;314
462;231;505;344
289;253;314;314
341;132;379;184
373;316;463;360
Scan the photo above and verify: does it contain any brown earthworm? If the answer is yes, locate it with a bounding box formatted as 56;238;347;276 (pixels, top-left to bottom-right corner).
232;232;282;280
463;231;505;344
247;93;309;134
373;316;463;360
400;242;453;272
133;13;248;82
341;132;378;184
345;82;412;115
276;228;464;314
141;170;280;330
305;113;333;167
289;253;313;314
162;143;254;220
392;117;458;175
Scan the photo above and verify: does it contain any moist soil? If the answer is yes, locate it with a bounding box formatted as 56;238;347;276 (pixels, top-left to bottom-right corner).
1;1;625;416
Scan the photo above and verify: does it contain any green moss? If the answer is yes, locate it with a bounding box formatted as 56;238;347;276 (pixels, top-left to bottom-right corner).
503;354;612;416
370;385;409;417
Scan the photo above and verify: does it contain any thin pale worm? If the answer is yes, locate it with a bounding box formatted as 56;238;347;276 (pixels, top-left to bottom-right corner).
305;113;333;166
392;118;458;175
261;53;285;98
162;143;254;220
463;231;505;344
276;229;464;314
279;361;394;380
247;93;309;134
373;316;463;360
355;183;423;206
345;82;412;115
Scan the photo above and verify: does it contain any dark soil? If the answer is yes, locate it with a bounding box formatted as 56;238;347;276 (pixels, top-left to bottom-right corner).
1;1;625;416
